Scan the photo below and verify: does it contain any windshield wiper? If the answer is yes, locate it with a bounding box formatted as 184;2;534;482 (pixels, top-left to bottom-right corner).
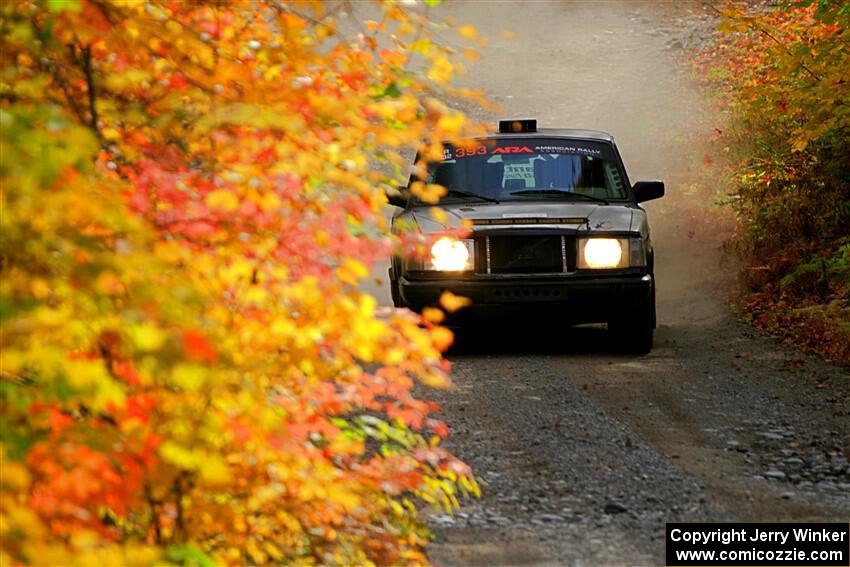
444;189;500;204
509;189;609;205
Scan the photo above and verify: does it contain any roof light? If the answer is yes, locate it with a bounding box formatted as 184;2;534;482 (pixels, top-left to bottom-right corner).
499;119;537;133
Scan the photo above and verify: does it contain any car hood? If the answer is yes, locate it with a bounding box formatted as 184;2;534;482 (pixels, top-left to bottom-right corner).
399;201;638;235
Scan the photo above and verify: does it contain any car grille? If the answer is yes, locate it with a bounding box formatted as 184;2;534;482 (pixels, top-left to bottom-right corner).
478;235;571;274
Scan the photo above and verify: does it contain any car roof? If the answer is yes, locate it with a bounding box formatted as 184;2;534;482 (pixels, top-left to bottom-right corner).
480;128;615;143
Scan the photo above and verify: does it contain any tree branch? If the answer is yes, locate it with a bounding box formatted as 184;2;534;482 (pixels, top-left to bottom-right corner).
144;483;163;545
80;44;100;134
706;2;821;81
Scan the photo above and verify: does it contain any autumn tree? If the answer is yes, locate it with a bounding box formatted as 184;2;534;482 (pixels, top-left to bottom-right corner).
695;0;850;363
0;1;486;564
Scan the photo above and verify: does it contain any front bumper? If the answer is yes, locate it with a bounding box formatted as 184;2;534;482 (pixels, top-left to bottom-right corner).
399;273;652;323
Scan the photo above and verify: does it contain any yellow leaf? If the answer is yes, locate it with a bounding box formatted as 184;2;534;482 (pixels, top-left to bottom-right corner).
31;278;50;299
199;457;232;484
419;369;450;389
430;207;448;223
128;323;167;352
345;258;369;279
427;54;453;84
431;326;454;351
0;459;30;489
205;189;240;212
385;348;405;365
410;38;433;55
791;138;809;153
422;307;444;323
439;291;471;312
258;190;281;211
170;363;207;391
458;25;478;40
397;20;416;37
411;183;446;204
336;258;369;285
327;484;361;510
101;127;121;141
436;113;466;136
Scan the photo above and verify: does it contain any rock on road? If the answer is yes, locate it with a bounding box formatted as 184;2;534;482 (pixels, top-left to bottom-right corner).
364;1;850;565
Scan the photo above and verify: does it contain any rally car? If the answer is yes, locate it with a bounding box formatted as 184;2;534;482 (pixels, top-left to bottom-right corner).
387;120;665;353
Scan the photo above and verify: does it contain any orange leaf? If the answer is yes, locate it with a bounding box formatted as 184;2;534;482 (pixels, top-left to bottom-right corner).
439;291;471;312
422;307;445;323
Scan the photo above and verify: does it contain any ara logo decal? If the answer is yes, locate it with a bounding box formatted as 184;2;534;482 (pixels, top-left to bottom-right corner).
491;146;533;154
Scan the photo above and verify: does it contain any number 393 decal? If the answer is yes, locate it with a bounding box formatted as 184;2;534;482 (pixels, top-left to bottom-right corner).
450;145;534;158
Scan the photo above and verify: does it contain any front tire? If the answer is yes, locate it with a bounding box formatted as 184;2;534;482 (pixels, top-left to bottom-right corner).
389;267;404;308
609;279;655;354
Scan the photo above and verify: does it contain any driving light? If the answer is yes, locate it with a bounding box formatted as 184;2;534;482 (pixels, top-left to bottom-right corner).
581;238;623;269
431;237;471;271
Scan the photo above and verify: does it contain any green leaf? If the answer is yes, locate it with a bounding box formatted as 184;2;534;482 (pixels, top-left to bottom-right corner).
46;0;81;13
383;82;402;98
165;545;218;567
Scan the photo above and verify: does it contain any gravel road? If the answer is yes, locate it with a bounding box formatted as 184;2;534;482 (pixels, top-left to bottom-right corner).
366;1;850;565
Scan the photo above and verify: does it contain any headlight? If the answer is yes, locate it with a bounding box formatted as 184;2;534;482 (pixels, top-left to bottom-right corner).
430;237;473;271
578;237;645;269
582;238;622;268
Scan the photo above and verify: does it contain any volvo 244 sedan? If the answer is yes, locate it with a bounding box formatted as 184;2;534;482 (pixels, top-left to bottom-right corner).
387;120;665;353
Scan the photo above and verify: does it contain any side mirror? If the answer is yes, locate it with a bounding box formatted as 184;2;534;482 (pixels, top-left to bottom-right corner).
386;186;409;208
633;180;665;203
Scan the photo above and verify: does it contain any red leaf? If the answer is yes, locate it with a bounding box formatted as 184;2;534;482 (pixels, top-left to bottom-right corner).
182;329;218;363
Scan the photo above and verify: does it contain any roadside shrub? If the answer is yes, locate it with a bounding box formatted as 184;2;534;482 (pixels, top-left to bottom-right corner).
0;1;484;564
695;0;850;362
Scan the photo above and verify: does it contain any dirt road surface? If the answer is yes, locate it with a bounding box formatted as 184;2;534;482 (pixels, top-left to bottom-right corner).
364;1;849;565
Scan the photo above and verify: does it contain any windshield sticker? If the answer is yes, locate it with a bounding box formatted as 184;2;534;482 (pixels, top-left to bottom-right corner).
503;163;535;182
453;145;489;157
533;145;602;156
445;144;604;159
491;146;533;154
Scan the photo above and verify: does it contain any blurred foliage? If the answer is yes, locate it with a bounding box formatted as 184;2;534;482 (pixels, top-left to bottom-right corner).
0;0;486;565
696;0;850;364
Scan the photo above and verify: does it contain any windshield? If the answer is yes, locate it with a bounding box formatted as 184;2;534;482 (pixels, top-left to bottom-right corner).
425;138;628;202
